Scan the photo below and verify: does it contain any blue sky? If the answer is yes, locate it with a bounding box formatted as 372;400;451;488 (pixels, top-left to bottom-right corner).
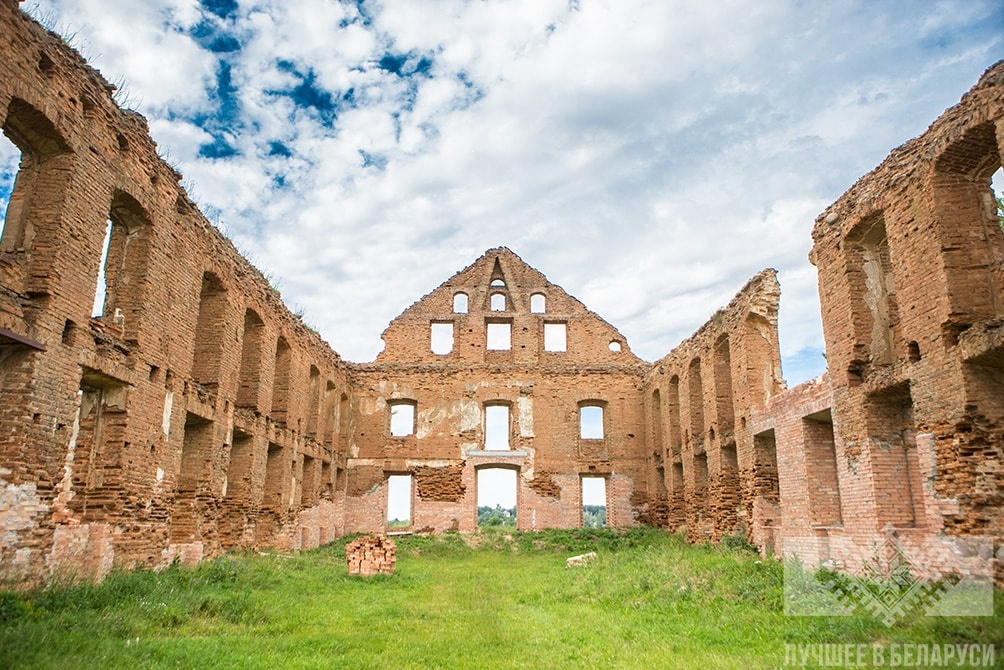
3;0;1003;386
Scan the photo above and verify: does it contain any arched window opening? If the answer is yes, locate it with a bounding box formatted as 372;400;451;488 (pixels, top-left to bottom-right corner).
339;393;350;439
322;381;337;447
306;365;321;438
271;336;291;423
845;215;899;365
0;134;21;248
191;272;228;389
91;192;151;332
490;279;505;288
91;220;113;317
236;309;264;409
530;293;546;313
667;375;682;456
1;98;70;256
579;403;604;440
453;292;468;314
713;335;735;433
490;293;506;311
651;388;663;454
688;358;704;444
932;122;1004;323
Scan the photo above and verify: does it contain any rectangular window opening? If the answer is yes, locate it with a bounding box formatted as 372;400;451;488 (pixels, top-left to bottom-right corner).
803;409;842;526
753;428;780;504
387;474;412;528
486;321;511;350
485;404;510;450
544;322;567;352
582;476;607;528
431;322;454;355
301;455;318;508
477;467;517;527
224;429;253;502
263;443;285;509
390;401;416;437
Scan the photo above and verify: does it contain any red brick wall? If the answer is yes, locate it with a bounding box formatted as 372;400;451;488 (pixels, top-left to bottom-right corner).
643;270;786;543
1;1;1000;588
0;4;349;584
345;249;649;534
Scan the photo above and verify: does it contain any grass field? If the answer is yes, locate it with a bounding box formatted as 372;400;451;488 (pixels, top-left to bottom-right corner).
1;527;1000;669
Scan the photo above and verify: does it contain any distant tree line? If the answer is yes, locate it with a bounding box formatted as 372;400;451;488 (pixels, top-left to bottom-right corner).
583;505;606;528
478;505;516;527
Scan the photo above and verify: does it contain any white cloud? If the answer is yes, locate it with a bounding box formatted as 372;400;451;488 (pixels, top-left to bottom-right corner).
25;0;1004;385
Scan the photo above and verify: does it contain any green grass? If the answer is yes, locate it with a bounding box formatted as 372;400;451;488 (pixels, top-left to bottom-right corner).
1;527;1000;669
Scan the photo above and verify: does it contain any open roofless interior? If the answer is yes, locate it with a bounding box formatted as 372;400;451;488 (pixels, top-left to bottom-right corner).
0;2;1001;592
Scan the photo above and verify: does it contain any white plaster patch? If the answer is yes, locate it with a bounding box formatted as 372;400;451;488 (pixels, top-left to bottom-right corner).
458;398;480;432
162;389;174;436
1;480;48;549
517;396;534;438
56;390;84;505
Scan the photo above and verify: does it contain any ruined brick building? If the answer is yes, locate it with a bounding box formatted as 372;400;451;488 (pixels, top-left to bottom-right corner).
0;1;1001;585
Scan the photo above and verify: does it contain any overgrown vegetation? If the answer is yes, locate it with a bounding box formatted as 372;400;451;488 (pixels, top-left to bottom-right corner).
477;504;516;527
1;527;999;669
582;504;607;528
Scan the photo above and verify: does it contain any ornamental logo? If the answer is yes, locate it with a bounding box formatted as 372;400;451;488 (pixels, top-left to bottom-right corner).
783;529;994;625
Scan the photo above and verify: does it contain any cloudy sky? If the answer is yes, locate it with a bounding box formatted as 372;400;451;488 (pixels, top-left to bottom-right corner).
4;1;1003;385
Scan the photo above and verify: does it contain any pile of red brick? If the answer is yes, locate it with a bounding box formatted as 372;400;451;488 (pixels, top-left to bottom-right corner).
346;535;397;576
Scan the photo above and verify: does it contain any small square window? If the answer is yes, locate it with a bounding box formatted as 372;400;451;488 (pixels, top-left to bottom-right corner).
487;322;511;350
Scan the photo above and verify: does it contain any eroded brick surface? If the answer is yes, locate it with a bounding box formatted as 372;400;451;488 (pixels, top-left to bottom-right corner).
642;270;786;544
804;61;1004;581
0;4;349;584
0;2;1000;588
344;248;649;534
